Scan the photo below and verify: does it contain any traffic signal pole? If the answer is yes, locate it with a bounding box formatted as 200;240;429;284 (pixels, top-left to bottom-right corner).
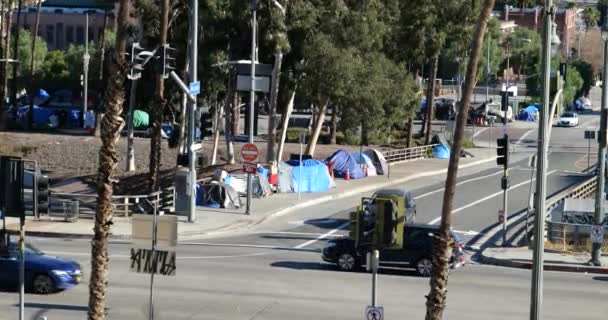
246;0;257;216
187;0;198;222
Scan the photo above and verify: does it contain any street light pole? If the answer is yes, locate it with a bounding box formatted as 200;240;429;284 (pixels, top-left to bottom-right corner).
591;23;608;266
83;12;90;127
246;0;257;216
187;0;198;222
530;2;554;319
502;43;512;246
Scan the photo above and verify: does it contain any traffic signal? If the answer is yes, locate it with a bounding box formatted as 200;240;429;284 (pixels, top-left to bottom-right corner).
159;44;176;79
127;42;146;80
496;134;509;168
36;174;50;216
200;112;213;138
373;198;400;249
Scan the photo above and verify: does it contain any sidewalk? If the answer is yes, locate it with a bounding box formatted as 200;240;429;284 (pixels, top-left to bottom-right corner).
5;148;496;241
481;246;608;274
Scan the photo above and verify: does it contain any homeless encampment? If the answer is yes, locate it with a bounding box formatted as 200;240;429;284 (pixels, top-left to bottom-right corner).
196;182;241;208
326;149;365;179
363;149;389;175
277;159;332;193
351;152;377;176
228;173;273;197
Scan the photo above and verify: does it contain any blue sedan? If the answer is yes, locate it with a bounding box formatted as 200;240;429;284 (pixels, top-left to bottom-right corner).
0;241;81;294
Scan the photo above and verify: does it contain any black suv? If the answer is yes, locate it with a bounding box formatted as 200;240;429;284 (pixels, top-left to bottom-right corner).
322;224;465;277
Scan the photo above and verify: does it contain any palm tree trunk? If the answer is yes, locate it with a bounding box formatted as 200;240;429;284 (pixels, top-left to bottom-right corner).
224;73;235;164
0;0;13;131
10;0;23;110
424;1;495;319
87;1;129;319
424;53;439;145
27;0;42;129
305;95;328;156
232;91;239;137
148;0;170;192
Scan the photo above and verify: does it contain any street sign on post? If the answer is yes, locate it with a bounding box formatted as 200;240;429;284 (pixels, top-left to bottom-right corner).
584;130;596;140
591;225;604;244
498;209;505;224
189;81;201;95
365;306;384;320
242;161;257;174
240;143;259;162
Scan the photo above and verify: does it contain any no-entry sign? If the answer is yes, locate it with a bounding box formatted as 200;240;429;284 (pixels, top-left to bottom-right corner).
241;143;259;162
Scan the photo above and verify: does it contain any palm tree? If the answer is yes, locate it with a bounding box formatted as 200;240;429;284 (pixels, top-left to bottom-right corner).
0;0;14;131
424;0;496;319
87;0;130;319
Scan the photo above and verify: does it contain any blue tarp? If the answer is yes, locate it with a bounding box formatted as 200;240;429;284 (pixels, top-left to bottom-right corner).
16;105;54;128
434;145;450;159
518;105;538;121
326;150;365;179
285;159;331;192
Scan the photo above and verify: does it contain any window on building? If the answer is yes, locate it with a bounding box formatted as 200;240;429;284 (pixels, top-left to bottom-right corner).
76;26;84;44
46;25;54;45
56;23;64;49
66;26;74;44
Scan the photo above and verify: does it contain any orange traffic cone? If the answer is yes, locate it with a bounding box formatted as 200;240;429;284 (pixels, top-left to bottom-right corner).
345;168;350;180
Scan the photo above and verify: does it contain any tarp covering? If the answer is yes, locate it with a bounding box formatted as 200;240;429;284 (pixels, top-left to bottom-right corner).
133;110;149;128
15;105;55;128
518;105;538;121
283;159;332;193
228;174;273;198
277;162;294;193
196;182;241;208
363;149;389;175
326;150;365;179
434;145;450;159
350;152;377;176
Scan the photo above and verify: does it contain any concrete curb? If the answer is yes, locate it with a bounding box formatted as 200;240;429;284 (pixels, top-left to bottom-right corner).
480;248;608;275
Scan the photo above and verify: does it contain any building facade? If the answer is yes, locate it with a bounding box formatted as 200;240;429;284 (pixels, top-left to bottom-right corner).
503;5;577;58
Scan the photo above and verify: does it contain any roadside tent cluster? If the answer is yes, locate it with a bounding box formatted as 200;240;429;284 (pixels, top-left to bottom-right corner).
195;148;390;208
518;104;539;122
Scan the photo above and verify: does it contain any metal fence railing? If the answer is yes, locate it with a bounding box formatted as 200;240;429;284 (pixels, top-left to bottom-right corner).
382;144;437;164
48;186;175;220
525;176;597;243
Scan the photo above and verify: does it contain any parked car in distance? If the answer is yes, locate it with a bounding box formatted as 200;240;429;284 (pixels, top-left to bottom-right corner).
0;240;81;294
322;224;465;277
558;112;578;127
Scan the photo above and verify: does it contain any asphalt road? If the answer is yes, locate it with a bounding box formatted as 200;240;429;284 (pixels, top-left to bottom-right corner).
0;111;603;320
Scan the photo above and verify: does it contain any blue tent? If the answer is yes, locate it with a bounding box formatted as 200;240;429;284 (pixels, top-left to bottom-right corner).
518;105;538;121
434;145;450;159
285;159;332;192
350;151;377;176
15;105;55;128
326;149;365;179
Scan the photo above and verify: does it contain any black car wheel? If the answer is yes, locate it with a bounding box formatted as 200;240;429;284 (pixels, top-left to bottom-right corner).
415;257;433;277
337;252;358;271
32;274;55;294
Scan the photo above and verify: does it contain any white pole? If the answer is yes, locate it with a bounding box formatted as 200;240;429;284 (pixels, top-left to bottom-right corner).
187;0;198;222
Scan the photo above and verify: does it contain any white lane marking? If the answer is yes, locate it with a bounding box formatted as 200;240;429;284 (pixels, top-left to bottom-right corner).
294;221;350;249
452;230;481;236
180;242;289;250
515;129;535;145
427;170;557;225
46;250;270;260
252;231;343;237
414;170;506;200
473;127;488;138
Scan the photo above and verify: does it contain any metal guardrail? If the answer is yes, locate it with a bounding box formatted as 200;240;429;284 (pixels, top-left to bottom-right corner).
526;176;597;242
48;186;175;219
382;144;437;163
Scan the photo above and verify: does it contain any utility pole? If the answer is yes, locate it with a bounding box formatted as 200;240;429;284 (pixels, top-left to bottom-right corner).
246;0;257;215
27;0;42;130
10;0;22;109
502;43;512;246
591;21;608;266
83;11;90;127
530;2;554;319
486;37;490;103
187;0;198;222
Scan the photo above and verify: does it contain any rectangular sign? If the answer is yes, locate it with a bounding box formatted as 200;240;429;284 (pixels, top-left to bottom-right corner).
236;75;271;93
189;81;201;95
0;156;24;219
130;248;176;276
132;214;178;250
242;161;257;174
584;130;596;140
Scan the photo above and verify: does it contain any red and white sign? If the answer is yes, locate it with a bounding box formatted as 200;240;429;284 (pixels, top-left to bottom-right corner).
240;143;259;162
242;161;258;174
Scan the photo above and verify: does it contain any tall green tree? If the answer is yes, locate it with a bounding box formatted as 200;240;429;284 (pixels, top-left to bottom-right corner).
582;7;601;30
